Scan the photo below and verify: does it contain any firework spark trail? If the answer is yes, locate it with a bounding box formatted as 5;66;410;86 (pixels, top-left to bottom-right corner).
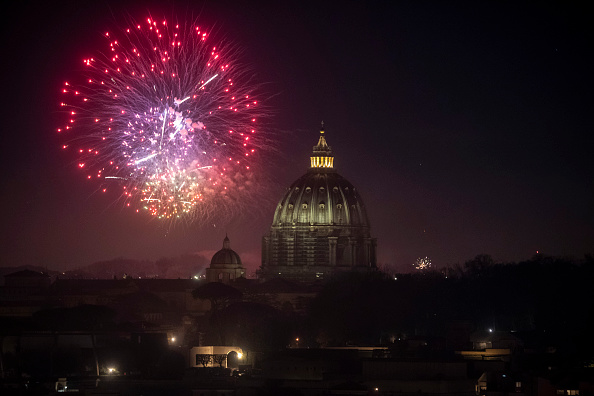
58;16;267;222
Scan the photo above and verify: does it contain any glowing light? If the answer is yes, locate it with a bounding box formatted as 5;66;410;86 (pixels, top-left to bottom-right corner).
59;15;268;223
414;257;432;271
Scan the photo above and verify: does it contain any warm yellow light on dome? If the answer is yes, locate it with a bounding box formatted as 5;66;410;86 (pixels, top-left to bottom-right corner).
310;156;334;168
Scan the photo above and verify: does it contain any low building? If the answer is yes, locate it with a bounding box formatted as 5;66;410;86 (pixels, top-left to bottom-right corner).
1;269;51;301
189;345;244;368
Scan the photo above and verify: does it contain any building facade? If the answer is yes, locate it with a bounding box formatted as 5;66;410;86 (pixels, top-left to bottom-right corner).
260;126;377;281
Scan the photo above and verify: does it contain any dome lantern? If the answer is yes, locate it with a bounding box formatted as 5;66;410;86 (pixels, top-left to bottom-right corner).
310;123;334;169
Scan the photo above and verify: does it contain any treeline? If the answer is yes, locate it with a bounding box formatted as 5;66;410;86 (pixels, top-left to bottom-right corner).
302;254;594;360
61;254;210;279
190;254;594;356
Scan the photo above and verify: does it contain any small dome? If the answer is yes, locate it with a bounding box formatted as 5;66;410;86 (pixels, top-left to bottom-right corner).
210;235;242;268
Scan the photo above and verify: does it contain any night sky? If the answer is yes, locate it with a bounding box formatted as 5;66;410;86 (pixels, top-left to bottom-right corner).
1;1;592;275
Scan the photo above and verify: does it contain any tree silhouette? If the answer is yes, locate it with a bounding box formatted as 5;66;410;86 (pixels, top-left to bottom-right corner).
192;282;242;345
464;254;496;277
218;302;292;352
212;354;227;367
192;282;242;312
196;354;212;367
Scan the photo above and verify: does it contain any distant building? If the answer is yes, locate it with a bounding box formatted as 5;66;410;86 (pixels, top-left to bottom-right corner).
0;269;53;316
468;330;524;352
260;125;377;281
1;269;51;300
205;235;246;283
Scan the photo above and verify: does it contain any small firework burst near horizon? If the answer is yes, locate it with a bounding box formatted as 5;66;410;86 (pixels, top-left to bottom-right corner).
414;257;432;271
58;16;268;223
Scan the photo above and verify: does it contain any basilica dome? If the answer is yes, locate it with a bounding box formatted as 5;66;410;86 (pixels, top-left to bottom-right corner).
272;170;370;228
260;126;377;281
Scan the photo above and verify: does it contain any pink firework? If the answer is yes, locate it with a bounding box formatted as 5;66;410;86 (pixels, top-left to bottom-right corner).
58;16;267;221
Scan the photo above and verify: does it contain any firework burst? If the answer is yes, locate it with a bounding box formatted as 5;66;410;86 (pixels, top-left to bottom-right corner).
414;257;432;271
59;16;267;222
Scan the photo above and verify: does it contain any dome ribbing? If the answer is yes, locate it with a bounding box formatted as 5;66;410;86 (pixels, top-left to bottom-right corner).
210;235;242;267
207;235;245;283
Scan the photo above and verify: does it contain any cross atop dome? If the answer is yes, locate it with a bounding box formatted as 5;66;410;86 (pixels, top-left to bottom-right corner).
311;123;334;169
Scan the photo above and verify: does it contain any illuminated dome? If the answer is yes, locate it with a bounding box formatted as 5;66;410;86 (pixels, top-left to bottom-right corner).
260;125;376;281
272;132;370;228
206;235;245;282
